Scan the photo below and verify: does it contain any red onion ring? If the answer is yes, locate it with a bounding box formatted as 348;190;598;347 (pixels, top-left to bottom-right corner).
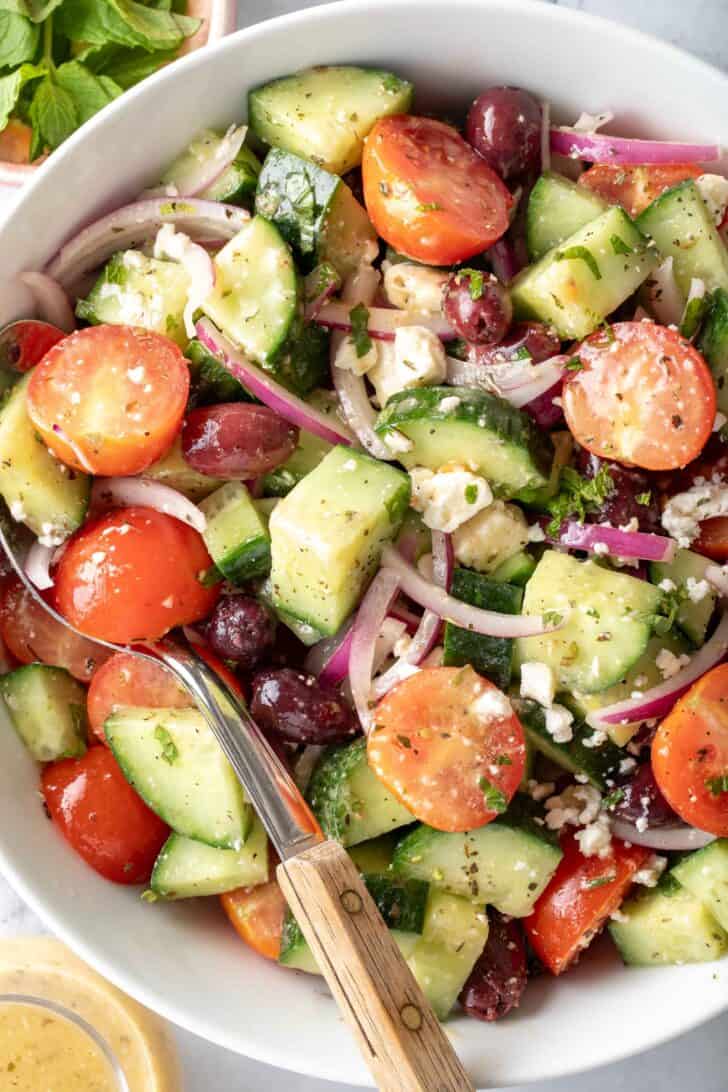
91;478;206;533
19;273;75;333
545;519;676;562
550;127;721;165
611;817;716;851
331;358;392;460
304;619;355;686
349;568;401;731
316;300;456;342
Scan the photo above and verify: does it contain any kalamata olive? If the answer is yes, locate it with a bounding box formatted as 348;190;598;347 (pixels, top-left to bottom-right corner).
613;760;677;828
182;403;298;478
465;88;542;182
205;595;276;669
250;668;360;744
0;319;64;374
459;911;528;1021
467;321;561;368
574;449;661;533
443;271;512;346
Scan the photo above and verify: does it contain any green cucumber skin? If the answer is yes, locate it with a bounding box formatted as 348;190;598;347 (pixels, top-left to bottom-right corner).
443;569;523;689
514;698;622;791
699;287;728;415
526;171;607;262
185;339;255;407
204;145;262;208
638;179;728;296
256;148;340;266
0;664;87;762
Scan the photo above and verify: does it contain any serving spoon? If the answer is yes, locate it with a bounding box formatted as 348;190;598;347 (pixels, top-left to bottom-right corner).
0;513;475;1092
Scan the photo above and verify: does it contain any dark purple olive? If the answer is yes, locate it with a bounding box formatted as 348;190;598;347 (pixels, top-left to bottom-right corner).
250;668;359;745
613;760;677;828
459;911;528;1021
467;321;561;368
182;403;298;478
574;449;661;533
205;595;276;669
465;87;542;182
443;271;512;346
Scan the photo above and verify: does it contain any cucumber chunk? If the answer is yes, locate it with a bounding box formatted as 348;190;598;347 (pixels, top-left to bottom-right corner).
443;569;523;689
202;144;262;208
638;180;728;295
306;737;414;846
511;205;658;339
185;338;254;407
650;548;717;647
0;665;87;762
261;391;335;495
672;840;728;931
526;172;607;262
249;66;413;175
269;445;410;635
515;551;661;694
150;817;269;899
143;434;222;502
76;252;190;347
0;373;89;540
375;386;554;499
161;130;260;207
200;481;271;584
609;874;728;966
392;818;562;917
106;707;252;849
256;149;377;278
514;698;622;791
699;287;728;416
491;550;537;586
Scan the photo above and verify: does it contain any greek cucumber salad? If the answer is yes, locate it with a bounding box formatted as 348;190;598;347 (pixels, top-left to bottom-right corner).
3;66;728;1023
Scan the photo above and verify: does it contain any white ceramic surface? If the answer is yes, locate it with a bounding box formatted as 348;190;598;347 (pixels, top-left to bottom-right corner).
1;1;728;1087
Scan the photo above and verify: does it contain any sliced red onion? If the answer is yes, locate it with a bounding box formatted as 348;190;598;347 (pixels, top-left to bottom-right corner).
181;126;248;197
389;600;422;633
589;611;728;728
19;273;75;333
540;100;551;174
25;540;56;590
331;358;392;460
503;360;566;409
643;257;684;326
304;265;342;322
611;817;715;851
488;237;522;285
546;519;676;562
446;354;566;410
304;619;355;685
51;424;95;474
380;545;558;637
349;568;401;730
91;477;206;533
47;199;249;292
196;318;354;447
153;224;215;339
550;127;721;165
315;300;456;342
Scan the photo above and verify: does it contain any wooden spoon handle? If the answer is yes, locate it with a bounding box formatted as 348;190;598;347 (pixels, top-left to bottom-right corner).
277;840;475;1092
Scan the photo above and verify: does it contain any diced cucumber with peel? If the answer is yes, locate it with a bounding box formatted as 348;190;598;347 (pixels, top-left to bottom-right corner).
609;874;728;966
200;482;271;585
106;707;252;850
699;287;728;416
143;434;222;501
0;665;87;762
650;548;717;647
201;144;261;208
392;819;562;917
672;840;728;932
638;180;728;295
375;386;554;499
76;252;190;347
151;818;269;899
249;66;414;175
269;445;410;636
185;338;254;408
0;373;89;540
262;390;336;496
518;430;573;510
161;130;260;207
443;569;522;690
514;698;622;791
511;205;658;339
491;551;537;586
526;171;607;262
306;737;414;846
515;551;662;694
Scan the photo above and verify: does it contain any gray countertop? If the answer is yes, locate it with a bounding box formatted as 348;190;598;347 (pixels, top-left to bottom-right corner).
2;0;728;1087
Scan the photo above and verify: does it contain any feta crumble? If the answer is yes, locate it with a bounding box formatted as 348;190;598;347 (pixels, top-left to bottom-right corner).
633;853;667;888
575;813;612;858
409;466;492;533
452;500;529;574
469;687;512;720
333;332;378;377
368;325;447;405
686;576;710;603
544;703;574;743
519;662;556;708
662;480;728;548
656;648;691;680
696;173;728;225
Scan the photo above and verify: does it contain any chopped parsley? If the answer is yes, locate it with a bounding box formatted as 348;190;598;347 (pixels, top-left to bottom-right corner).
651;584;689;636
464;483;479;504
610;234;633;256
602;788;625;810
706;774;728;797
154;723;178;765
459;268;485;300
546;465;614;535
381;74;402;93
564;356;583;371
349;303;372;359
636;491;652;507
478;777;507;814
494;754;513;766
555;246;602;280
584;873;617;890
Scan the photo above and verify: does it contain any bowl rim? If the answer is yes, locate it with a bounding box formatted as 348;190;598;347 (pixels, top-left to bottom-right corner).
2;0;728;1085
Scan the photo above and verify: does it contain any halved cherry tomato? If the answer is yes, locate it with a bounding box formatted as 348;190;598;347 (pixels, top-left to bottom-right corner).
523;831;650;975
0;576;109;682
41;746;169;884
0;119;32;165
221;875;285;962
0;320;65;374
652;663;728;836
367;666;526;832
563;322;716;471
27;325;189;476
578;163;702;219
362;116;513;265
54;507;219;644
87;651;193;742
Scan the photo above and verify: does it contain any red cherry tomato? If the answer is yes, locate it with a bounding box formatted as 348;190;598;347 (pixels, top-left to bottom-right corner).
652;663;728;836
578;163;702;219
367;666;526;832
0;320;65;373
524;831;650;974
362;116;513;265
41;746;169;884
221;875;285;962
87;651;193;743
563;322;716;471
27;325;189;476
54;507;219;643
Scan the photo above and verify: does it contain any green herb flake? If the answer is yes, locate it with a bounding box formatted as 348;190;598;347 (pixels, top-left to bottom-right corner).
706;774;728;797
546;464;614;536
478;777;507;814
602;788;625;809
154;723;178;765
555;246;602;280
141;889;159;903
610;234;633;256
349;302;372;359
494;754;513;766
584;873;617;890
464;483;479;504
636;491;652;506
564;356;583;371
459;268;484;300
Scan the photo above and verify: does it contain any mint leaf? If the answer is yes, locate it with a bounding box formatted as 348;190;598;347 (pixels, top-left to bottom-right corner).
154;722;178;764
76;41;177;89
478;776;507;815
29;77;77;152
546;464;615;536
555;245;602;280
705;774;728;797
349;303;372;359
57;0;199;51
0;11;39;68
0;0;64;22
55;60;120;124
0;61;45;132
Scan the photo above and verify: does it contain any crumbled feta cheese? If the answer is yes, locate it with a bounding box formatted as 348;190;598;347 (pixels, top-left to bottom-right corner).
686;576;711;603
383;429;413;454
373;617;408;672
519;662;556;708
469;686;512;721
383;263;448;315
527;523;545;543
527;779;556;802
153;223;213;337
333;333;378;377
696;173;728;225
438;395;461;415
393;633;412;659
575;813;612;858
544;703;574;743
545;784;602;831
619;518;639;534
656;648;691;680
714;412;727;433
619;757;637;775
658;578;677;593
409;466;492;533
368;325;447;406
582;728;608;749
592;541;609;556
706;563;728;596
633;853;667;888
662;480;728;548
452;500;529;574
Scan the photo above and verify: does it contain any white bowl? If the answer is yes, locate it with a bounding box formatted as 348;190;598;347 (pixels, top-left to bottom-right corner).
1;1;727;1086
